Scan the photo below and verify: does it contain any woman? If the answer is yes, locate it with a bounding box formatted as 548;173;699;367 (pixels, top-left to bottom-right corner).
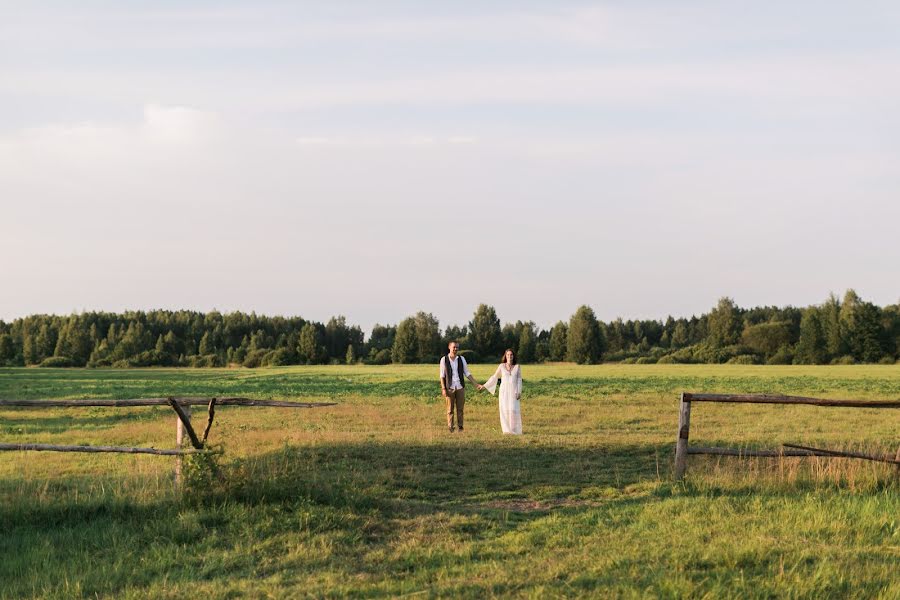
483;348;523;435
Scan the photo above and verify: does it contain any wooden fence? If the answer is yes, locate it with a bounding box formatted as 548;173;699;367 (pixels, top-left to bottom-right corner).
0;396;336;489
674;392;900;480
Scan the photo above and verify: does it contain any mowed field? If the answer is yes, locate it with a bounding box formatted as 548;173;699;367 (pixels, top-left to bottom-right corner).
2;364;900;599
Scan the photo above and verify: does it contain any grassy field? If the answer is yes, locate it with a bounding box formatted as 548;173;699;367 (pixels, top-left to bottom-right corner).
1;364;900;598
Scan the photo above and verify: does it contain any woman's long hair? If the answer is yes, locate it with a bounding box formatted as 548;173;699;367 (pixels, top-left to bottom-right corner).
502;348;517;366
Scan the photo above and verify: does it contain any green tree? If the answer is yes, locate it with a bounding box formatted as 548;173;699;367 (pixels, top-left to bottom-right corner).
795;307;826;364
391;317;417;364
741;321;792;358
53;320;71;358
413;312;441;363
605;319;626;353
22;331;38;365
36;323;56;362
534;330;550;363
325;316;363;361
442;324;467;347
115;322;151;360
345;344;356;365
198;331;214;355
846;301;884;362
368;324;396;352
671;321;689;348
548;321;568;361
516;321;537;363
468;304;503;359
567;306;605;364
54;318;92;365
106;323;118;351
0;334;15;365
501;323;518;353
297;323;323;364
821;293;844;359
249;329;270;352
707;297;741;348
164;331;180;354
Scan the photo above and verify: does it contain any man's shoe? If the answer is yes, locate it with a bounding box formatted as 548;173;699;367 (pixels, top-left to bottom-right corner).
458;427;464;432
448;426;455;433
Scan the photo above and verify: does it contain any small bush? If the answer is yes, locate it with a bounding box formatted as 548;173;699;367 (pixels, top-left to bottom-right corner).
878;356;895;365
635;356;657;364
38;356;75;368
767;346;794;365
262;348;295;367
242;349;269;368
726;354;758;365
190;354;221;368
832;355;856;365
662;346;700;364
656;355;676;364
368;349;392;365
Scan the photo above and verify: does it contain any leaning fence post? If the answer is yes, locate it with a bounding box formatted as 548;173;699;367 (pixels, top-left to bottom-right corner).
174;398;191;493
674;392;692;480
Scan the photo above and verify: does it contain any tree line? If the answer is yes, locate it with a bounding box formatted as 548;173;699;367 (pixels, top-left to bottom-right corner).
0;290;897;368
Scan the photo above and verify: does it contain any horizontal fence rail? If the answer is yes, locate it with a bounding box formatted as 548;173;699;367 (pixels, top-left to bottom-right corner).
0;397;336;408
0;395;337;491
683;393;900;408
0;443;211;456
674;392;900;480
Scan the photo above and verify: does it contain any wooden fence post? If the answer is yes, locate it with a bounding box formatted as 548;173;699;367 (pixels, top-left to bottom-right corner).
174;399;191;493
674;392;692;480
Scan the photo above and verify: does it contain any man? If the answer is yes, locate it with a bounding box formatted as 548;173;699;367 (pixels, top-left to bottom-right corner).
439;341;482;433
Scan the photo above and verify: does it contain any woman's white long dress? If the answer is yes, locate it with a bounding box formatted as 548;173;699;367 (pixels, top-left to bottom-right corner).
485;364;522;435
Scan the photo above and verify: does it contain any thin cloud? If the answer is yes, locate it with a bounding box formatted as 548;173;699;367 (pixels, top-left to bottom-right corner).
295;135;477;147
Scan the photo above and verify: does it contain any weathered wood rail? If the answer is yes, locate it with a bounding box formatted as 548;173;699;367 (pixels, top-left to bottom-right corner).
0;396;336;490
674;392;900;480
0;397;330;408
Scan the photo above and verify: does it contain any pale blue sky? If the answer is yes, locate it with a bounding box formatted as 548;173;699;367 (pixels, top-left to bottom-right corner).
2;1;899;333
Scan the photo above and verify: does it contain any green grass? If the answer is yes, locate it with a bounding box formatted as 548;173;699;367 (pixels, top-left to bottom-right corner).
1;365;899;598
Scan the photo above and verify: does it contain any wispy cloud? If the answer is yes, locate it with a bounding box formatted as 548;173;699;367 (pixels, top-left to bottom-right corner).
295;135;477;147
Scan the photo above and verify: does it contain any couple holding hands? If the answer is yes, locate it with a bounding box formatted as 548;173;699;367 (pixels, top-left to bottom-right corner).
439;341;523;435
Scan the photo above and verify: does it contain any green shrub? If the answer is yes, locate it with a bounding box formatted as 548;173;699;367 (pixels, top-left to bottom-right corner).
832;355;856;365
190;354;221;368
667;347;699;364
262;348;294;367
767;346;794;365
693;343;757;364
726;354;758;365
38;356;75;367
368;349;392;365
242;349;269;368
878;356;895;365
635;356;657;364
656;355;676;364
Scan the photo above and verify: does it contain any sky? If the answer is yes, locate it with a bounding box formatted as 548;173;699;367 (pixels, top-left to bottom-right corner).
2;1;899;334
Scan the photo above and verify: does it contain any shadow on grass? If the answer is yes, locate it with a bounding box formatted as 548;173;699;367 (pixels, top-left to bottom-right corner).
204;440;671;509
3;439;899;598
0;440;668;596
